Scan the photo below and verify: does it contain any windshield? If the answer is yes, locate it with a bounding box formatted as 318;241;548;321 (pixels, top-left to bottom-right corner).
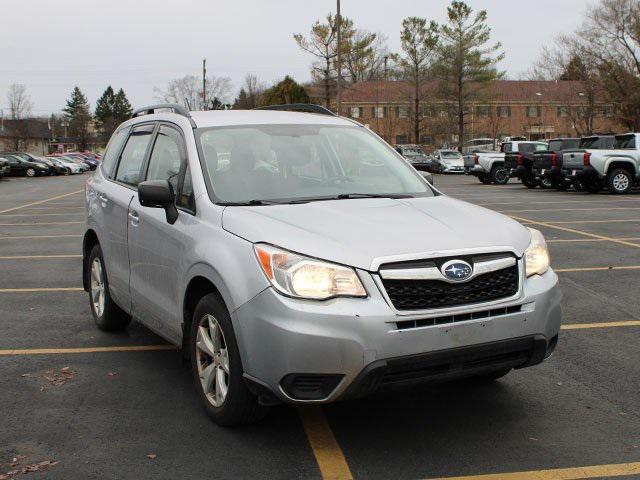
614;135;636;149
196;124;433;204
440;151;462;159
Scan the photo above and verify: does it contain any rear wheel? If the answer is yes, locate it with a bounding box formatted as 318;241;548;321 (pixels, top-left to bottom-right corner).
25;168;36;177
539;177;553;189
190;293;267;426
522;176;538;189
583;180;602;194
607;168;633;194
88;245;131;331
490;166;509;185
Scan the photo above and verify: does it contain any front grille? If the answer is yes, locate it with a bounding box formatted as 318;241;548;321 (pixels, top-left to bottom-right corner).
381;262;519;311
395;305;522;330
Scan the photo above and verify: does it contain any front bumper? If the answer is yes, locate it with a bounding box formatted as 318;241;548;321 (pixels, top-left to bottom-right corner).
469;165;488;177
233;268;562;404
442;164;465;173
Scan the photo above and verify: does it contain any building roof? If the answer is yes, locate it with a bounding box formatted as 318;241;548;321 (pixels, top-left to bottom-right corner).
339;80;599;104
0;118;51;138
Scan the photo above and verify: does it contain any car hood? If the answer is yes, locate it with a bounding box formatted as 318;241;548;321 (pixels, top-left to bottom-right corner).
442;158;464;165
222;196;531;271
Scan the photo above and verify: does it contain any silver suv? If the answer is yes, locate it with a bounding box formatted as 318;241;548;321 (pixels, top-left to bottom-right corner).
83;104;561;426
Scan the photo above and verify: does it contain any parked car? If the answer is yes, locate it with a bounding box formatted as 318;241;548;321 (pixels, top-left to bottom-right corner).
83;103;561;426
0;157;10;178
0;151;54;175
394;144;431;171
58;155;90;172
431;149;465;173
532;138;581;190
562;133;639;194
503;141;549;188
469;150;507;184
66;152;99;170
2;154;49;177
462;138;497;154
47;157;76;175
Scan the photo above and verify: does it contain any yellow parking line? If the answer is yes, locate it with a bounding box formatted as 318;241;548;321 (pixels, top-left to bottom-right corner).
0;234;82;240
299;406;354;480
0;221;83;226
0;287;84;293
427;461;640;479
562;320;640;330
0;345;176;355
0;254;82;260
0;213;84;217
547;238;640;243
511;215;640;249
556;265;640;273
0;190;83;214
501;207;640;213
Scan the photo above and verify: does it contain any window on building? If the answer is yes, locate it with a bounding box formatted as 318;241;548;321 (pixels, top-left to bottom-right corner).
395;134;409;144
371;106;388;118
422;105;436;117
395;106;408;118
601;105;614;117
576;106;588;118
526;106;541;118
419;135;433;145
475;105;491;118
496;106;511;118
350;106;362;118
556;106;569;118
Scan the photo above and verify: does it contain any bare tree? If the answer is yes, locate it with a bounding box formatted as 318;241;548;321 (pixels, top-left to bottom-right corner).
344;30;388;83
155;74;233;110
7;83;34;150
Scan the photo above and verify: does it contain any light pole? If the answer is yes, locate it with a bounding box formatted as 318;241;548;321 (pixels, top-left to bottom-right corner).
336;0;342;116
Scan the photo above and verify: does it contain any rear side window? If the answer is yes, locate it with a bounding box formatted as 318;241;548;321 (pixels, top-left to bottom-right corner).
502;143;513;153
145;125;184;192
562;139;580;150
101;128;129;178
614;135;636;149
115;124;155;187
548;140;562;152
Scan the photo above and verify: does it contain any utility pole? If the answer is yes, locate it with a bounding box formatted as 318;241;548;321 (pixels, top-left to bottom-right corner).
336;0;342;116
202;58;207;111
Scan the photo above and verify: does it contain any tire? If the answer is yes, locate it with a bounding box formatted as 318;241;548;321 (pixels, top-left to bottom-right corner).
88;245;131;331
63;169;70;176
607;168;633;194
583;180;602;194
190;293;268;426
25;168;36;177
490;166;509;185
539;177;553;189
572;179;584;192
522;176;538;189
554;181;568;192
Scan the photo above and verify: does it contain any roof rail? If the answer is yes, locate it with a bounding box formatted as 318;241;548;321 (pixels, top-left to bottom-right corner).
131;103;196;127
255;103;336;116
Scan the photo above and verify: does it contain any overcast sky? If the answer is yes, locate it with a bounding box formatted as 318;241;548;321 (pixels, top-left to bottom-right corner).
0;0;591;116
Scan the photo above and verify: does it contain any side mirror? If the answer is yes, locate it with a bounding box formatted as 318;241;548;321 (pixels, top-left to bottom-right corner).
138;180;178;224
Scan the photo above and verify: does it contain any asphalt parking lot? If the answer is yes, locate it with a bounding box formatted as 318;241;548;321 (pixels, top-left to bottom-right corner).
1;173;639;480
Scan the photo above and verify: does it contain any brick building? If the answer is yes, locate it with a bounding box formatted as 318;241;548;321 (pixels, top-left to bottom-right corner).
336;80;622;149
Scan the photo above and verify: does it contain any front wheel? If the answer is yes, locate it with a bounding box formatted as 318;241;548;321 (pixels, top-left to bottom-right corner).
190;293;267;426
539;177;553;189
522;176;538;189
607;168;633;194
491;166;509;185
88;245;131;331
25;168;36;177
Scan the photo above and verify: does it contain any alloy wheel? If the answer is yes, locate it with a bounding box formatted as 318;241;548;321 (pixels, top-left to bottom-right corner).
90;258;105;317
196;314;230;407
612;173;630;192
26;168;35;177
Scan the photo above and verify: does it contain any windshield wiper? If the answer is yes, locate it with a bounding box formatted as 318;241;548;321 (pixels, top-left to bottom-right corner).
218;199;312;206
334;193;414;200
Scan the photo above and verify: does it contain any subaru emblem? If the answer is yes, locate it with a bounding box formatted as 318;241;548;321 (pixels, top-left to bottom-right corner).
441;260;473;282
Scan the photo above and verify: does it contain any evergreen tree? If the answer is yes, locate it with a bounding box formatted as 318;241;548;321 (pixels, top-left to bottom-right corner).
233;88;250;109
260;76;310;106
113;88;133;122
63;86;92;150
435;1;504;149
94;86;116;141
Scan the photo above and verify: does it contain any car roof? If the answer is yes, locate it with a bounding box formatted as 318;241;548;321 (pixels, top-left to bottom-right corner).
127;109;358;129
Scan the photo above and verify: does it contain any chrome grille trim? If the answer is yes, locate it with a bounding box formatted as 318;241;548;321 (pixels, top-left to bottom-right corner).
379;256;516;283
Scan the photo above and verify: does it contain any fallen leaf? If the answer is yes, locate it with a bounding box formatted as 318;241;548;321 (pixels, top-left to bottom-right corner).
147;454;157;460
19;374;31;378
107;372;116;377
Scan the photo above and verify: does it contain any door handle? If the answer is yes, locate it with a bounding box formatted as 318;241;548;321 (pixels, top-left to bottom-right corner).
98;193;109;205
128;210;139;226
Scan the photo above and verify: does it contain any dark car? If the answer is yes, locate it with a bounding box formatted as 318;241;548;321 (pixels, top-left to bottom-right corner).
394;144;431;171
0;151;54;175
65;152;99;170
0;157;10;178
2;154;49;177
503;141;549;188
531;138;581;190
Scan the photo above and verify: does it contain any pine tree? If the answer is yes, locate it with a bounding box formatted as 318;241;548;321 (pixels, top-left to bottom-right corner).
94;86;116;141
113;88;133;123
260;76;310;106
63;86;92;150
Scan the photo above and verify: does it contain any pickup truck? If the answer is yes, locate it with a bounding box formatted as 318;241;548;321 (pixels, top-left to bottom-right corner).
531;138;580;190
561;133;639;194
503;141;549;188
468;150;507;184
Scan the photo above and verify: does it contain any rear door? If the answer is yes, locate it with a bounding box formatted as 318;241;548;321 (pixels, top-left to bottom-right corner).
96;123;155;313
127;123;195;341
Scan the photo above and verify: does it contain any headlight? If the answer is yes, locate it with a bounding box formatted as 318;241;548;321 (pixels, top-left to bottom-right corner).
254;244;367;300
524;228;550;277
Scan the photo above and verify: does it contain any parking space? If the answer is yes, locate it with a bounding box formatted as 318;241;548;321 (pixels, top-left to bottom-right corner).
2;173;640;479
